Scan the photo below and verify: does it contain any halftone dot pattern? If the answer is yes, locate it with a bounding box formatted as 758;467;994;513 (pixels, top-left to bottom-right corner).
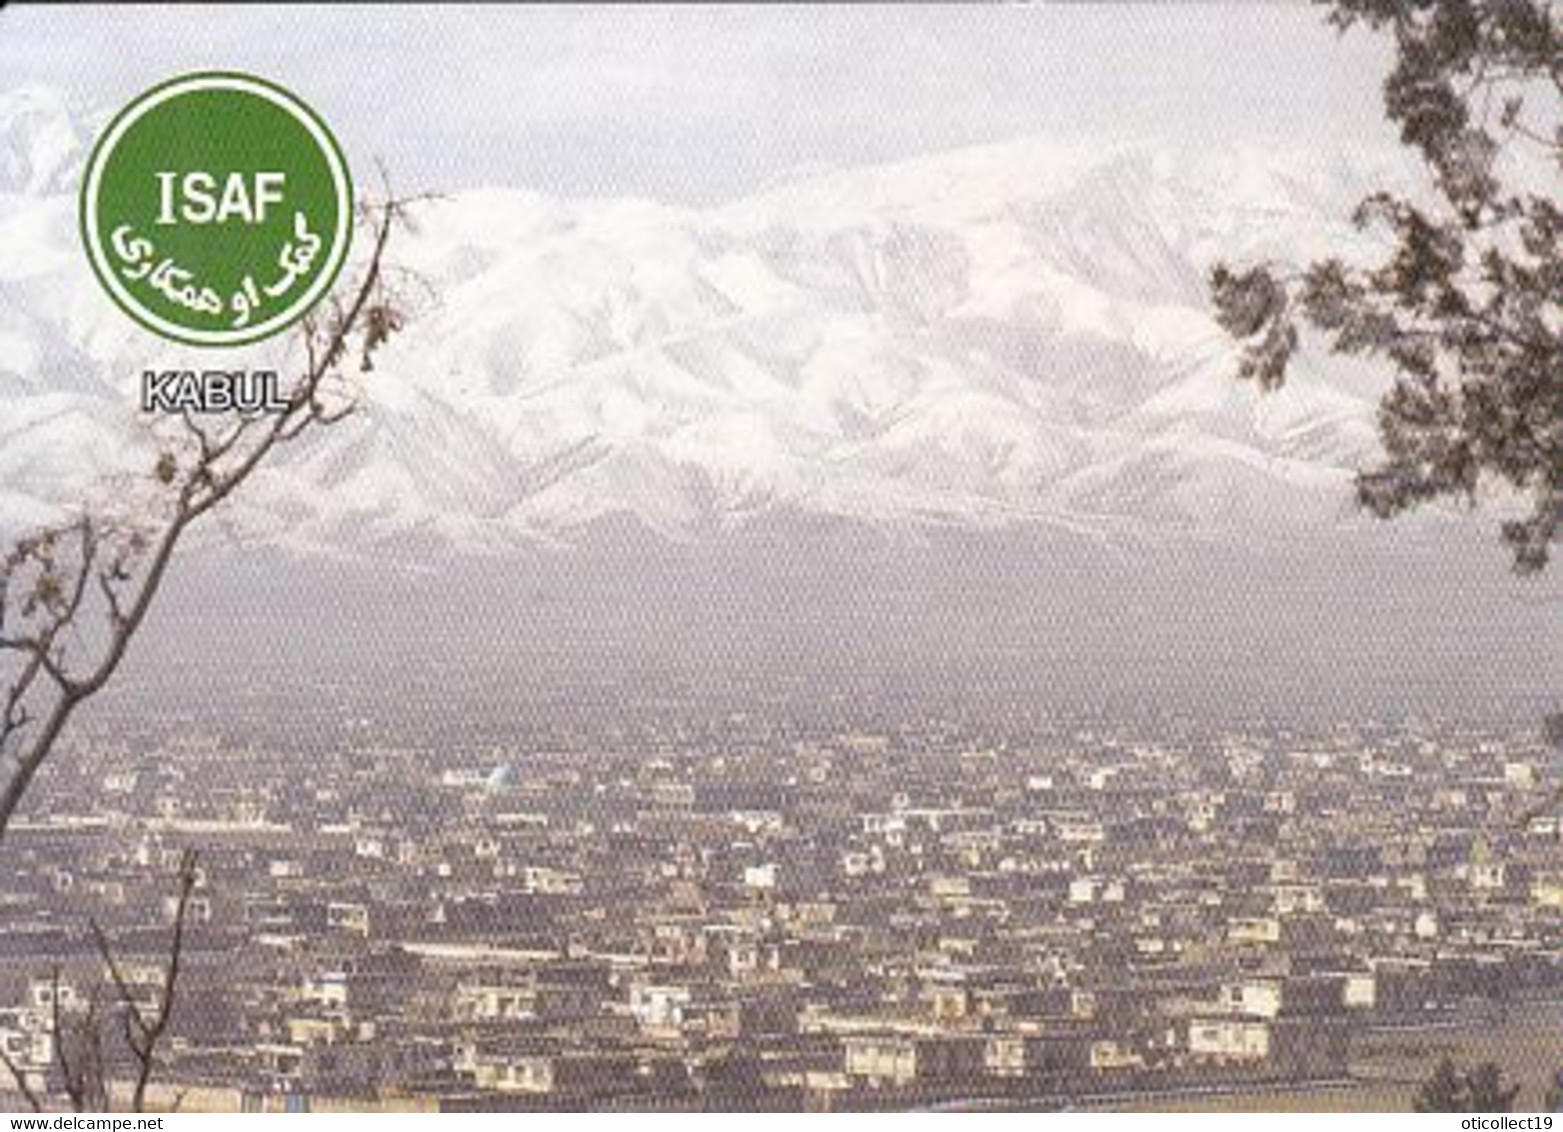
79;72;353;347
1;2;1560;1116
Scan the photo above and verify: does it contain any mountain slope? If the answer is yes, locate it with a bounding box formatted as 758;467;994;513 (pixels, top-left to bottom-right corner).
0;90;1418;559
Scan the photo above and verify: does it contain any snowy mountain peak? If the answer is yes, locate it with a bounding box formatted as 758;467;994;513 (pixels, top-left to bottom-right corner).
0;93;1407;559
0;85;83;197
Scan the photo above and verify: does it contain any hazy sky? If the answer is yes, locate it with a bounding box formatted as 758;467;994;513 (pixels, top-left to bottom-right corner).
2;4;1398;202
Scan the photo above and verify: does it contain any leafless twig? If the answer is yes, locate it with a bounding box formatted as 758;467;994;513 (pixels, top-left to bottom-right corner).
0;192;415;843
90;849;198;1113
0;1042;44;1112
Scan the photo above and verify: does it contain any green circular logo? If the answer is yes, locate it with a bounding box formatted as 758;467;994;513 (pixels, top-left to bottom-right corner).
80;72;353;347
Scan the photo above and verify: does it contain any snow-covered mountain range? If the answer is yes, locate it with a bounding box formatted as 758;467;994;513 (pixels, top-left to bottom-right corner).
1;85;1417;558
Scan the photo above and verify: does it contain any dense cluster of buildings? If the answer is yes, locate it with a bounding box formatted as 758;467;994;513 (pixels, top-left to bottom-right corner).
1;714;1557;1110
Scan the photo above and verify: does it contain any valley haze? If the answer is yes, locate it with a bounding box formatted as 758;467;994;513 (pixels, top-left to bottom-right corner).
0;22;1555;724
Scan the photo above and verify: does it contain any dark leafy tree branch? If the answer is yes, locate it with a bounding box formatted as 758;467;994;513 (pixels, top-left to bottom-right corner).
1210;0;1561;573
1413;1057;1524;1112
0;192;419;843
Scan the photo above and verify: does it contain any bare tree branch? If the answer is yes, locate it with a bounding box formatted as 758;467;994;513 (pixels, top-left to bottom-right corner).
50;966;91;1113
0;192;415;843
91;849;198;1113
21;852;202;1112
0;1042;44;1112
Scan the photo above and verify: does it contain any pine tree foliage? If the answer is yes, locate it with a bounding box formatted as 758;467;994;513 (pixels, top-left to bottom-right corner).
1412;1057;1524;1112
1211;0;1561;572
